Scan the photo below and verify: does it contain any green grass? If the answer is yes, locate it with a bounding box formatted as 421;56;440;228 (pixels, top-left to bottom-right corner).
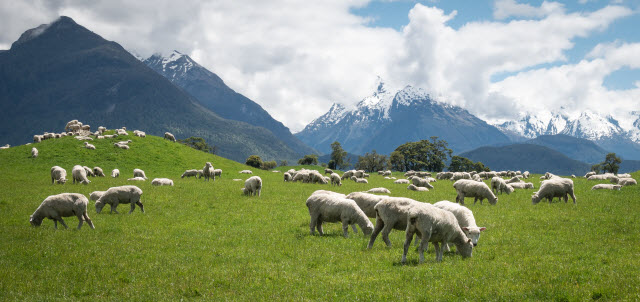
1;133;639;301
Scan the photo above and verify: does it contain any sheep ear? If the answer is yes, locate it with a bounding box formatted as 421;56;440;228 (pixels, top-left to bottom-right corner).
461;227;469;231
479;227;487;232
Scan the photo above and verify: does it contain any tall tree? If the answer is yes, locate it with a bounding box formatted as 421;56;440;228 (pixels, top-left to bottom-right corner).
600;153;622;174
448;156;490;172
355;150;389;172
329;141;348;170
298;154;319;166
393;137;452;172
390;151;405;171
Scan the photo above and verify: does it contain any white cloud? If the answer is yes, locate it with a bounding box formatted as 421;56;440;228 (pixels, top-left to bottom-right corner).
493;0;565;20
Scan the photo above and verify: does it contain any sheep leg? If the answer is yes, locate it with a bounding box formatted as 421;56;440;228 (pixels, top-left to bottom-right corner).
342;221;350;238
351;223;358;234
57;217;69;229
309;214;318;235
401;228;414;264
129;201;136;214
83;212;95;229
418;234;430;263
570;191;577;204
317;219;324;235
434;242;442;262
367;217;384;249
53;219;58;229
111;201;120;214
137;201;145;213
444;242;451;252
381;223;394;247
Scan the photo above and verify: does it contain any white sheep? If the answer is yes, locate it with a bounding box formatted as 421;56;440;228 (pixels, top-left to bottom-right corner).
33;135;42;143
330;173;342;186
239;170;253;174
354;170;365;178
98;126;106;134
133;168;147;180
128;177;146;181
95;185;144;214
617;173;631;178
505;176;523;184
532;178;576;204
591;184;621;190
181;169;199;178
584;171;596;178
83;166;94;177
324;168;333;175
93;167;105;177
587;174;615;181
111;169;120;178
407;184;429;192
523;171;530;179
71;165;91;185
151;178;174;186
283;172;292;182
490;177;514;195
114;143;129;150
618;178;637;186
214;169;222;178
30;193;94;229
89;191;106;201
202;162;215;181
341;170;355;180
31;147;38;158
345;192;387;218
355;178;368;184
367;197;421;249
412;177;434;189
306;193;373;237
433;200;486;248
84;142;96;150
453;179;498;205
50;166;67;184
402;203;473;263
367;187;391;194
243;176;262;196
509;182;534;189
394;179;410;184
450;172;471;181
164;132;176;142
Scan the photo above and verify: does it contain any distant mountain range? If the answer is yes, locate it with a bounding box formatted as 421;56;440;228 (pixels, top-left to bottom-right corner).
524;134;608;164
0;16;307;162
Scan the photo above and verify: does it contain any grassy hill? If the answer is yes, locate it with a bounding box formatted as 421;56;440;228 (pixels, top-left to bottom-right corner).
0;135;639;300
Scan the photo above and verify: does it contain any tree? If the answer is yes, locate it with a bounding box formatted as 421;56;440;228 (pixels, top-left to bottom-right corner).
279;160;288;167
329;141;348;170
591;163;601;174
355;150;389;172
261;160;277;170
178;137;217;154
298;154;318;165
390;151;405;171
448;156;490;172
245;155;263;168
393;137;453;172
600;153;622;174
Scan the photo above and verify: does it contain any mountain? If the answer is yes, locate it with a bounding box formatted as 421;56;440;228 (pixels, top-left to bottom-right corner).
460;144;591;175
620;160;640;173
317;152;360;170
143;51;316;156
525;134;609;164
295;78;511;155
0;16;302;162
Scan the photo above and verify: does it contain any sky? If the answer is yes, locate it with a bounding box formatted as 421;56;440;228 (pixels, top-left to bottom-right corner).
1;0;639;132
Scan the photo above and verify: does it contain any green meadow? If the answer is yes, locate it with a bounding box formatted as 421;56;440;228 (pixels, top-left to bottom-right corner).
0;133;638;301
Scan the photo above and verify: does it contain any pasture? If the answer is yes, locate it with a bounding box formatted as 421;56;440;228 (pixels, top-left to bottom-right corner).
0;133;639;300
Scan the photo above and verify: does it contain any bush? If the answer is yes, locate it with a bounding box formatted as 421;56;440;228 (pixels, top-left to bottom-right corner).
245;155;263;168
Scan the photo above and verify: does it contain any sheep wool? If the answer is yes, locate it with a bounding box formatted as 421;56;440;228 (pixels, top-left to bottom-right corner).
95;185;144;214
453;179;498;205
243;176;262;196
50;166;67;184
71;165;91;185
152;178;174;186
306;193;373;238
30;193;94;230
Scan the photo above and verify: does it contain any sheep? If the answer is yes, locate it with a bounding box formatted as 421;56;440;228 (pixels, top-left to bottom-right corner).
402;203;473;263
128;177;146;181
394;179;410;184
214;169;222;178
368;197;422;249
202;162;215;181
416;172;432;177
587;174;615;181
355;178;368;184
407;184;429;192
453;179;498;205
617;173;631;178
354;170;365;178
151;178;174;186
33;135;42;143
283;172;292;182
97;136;105;139
591;184;622;190
584;171;596;178
30;193;94;230
133;168;147;180
31;147;38;158
239;170;253;174
341;170;355;180
306;193;373;237
472;174;482;182
330;173;342;186
532;178;576;204
89;191;106;201
71;165;91;185
433;200;486;249
345;192;387;218
116;140;132;145
292;172;306;183
82;166;94;177
490;177;514;195
350;176;357;182
164;132;176;142
242;176;262;196
505;176;523;184
50;166;67;184
324;168;333;175
509;182;534;189
523;171;530;179
95;185;144;214
450;172;471;181
367;188;391;194
116;129;128;136
93;167;105;177
196;170;204;178
383;170;392;176
114;143;129;150
84;142;96;150
98;126;106;134
134;130;146;138
618;178;637;186
411;177;434;189
111;169;120;178
181;169;200;178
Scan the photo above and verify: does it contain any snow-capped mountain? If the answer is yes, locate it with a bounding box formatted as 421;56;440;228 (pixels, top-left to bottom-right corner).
296;78;510;155
144;50;196;82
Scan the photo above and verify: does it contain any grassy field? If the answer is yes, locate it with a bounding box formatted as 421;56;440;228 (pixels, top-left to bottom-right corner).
1;133;639;301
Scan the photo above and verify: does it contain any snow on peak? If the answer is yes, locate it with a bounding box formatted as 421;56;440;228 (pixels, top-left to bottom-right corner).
562;110;623;140
394;85;431;107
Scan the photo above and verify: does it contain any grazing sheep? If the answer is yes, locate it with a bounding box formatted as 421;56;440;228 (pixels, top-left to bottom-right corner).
31;147;38;158
324;168;333;175
345;192;387;218
306;193;373;237
532;178;576;204
383;170;392;176
164;132;176;142
283;172;292;182
242;176;262;196
433;200;486;248
181;169;199;178
33;135;42;143
523;171;530;179
330;173;342;186
89;191;106;201
618;178;637;186
591;184;621;190
368;197;421;249
71;165;91;185
491;177;514;195
509;182;534;189
50;166;67;184
355;178;368;184
114;143;129;150
30;193;94;230
93;167;105;177
95;185;144;214
584;171;596;178
587;174;615;181
111;169;120;178
407;184;429;192
402;203;473;263
214;169;222;178
128;177;146;181
617;173;631;178
354;170;365;178
505;176;523;184
134;130;146;138
133;168;147;180
203;162;215;181
412;177;434;189
83;166;94;177
84;142;96;150
151;178;174;186
341;170;356;180
367;187;391;194
450;172;471;181
350;176;357;182
239;170;253;174
394;179;410;184
453;179;498;205
98;126;106;134
116;129;128;136
196;170;204;178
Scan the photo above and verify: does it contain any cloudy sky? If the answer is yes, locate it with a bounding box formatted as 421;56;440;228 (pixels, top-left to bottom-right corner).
1;0;639;132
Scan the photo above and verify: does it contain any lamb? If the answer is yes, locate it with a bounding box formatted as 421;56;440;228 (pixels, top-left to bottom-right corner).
394;179;410;184
523;171;530;179
84;142;96;150
345;192;388;218
505;176;523;184
151;178;174;186
618;178;637;186
242;176;262;196
93;167;105;177
128;177;146;181
433;200;486;248
509;182;534;189
111;169;120;178
214;169;222;178
30;193;95;230
355;178;368;184
89;191;106;201
591;184;621;190
367;187;391;194
407;184;429;192
239;170;253;174
368;197;423;249
95;185;144;214
72;165;91;184
164;132;176;142
402;203;473;263
133;168;147;180
114;143;129;150
584;171;596;178
324;168;333;175
330;173;342;186
411;177;434;189
306;193;373;237
181;169;200;178
453;179;498;205
203;162;215;181
31;147;38;158
531;178;576;204
490;177;514;195
283;172;292;182
50;166;67;184
83;166;94;177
